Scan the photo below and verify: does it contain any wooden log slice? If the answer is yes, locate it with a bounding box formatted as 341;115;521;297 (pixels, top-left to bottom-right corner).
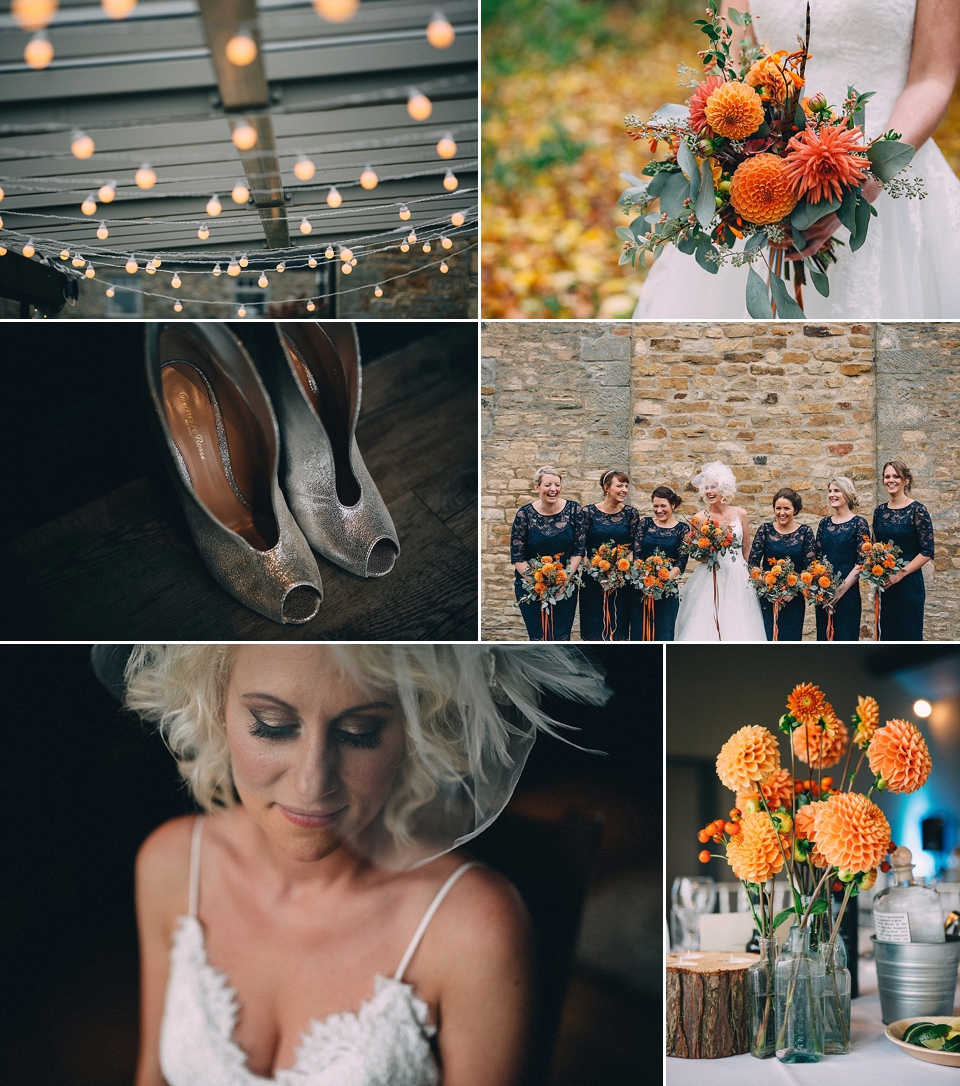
665;951;758;1059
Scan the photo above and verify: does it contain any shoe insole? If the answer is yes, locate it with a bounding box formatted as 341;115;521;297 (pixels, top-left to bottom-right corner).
280;331;361;507
161;362;273;550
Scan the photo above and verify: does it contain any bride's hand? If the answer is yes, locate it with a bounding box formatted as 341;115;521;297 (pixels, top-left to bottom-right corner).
775;178;883;261
669;566;682;580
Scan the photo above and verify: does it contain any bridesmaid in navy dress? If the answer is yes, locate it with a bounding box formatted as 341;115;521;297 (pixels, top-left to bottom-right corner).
748;488;816;641
511;466;585;640
814;477;871;641
579;470;640;641
872;460;935;641
631;486;688;641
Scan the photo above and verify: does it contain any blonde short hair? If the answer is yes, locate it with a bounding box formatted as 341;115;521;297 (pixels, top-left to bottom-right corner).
829;476;859;510
533;465;562;488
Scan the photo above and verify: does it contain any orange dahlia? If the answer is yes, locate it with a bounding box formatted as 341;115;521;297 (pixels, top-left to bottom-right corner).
716;725;780;794
617;558;630;572
689;74;724;134
729;154;799;224
794;800;831;867
783;123;869;205
867;718;932;793
792;714;848;770
853;695;880;748
726;809;788;883
813;792;890;873
734;767;794;814
745;50;803;104
703;81;765;140
786;682;826;725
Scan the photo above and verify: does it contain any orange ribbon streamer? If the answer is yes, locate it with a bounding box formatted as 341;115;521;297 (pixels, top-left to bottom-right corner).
827;610;835;642
772;601;780;642
602;589;617;641
642;595;655;641
713;567;721;640
875;592;881;641
541;604;555;641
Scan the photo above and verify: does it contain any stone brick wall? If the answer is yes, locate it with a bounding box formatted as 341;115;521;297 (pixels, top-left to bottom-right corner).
482;320;957;641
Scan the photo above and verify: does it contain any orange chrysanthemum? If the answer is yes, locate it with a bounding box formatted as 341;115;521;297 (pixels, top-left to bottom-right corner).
703;81;765;140
853;695;880;748
867;718;932;793
726;810;788;883
729;154;799;225
745;50;803;104
786;682;826;725
689;74;724;134
716;725;780;794
792;716;849;769
783;123;869;205
813;792;890;873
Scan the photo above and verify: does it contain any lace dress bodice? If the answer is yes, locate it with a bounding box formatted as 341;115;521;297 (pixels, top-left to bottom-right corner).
510;501;585;566
872;502;935;562
815;515;872;575
635;518;689;572
748;522;816;572
582;504;640;554
159;819;477;1086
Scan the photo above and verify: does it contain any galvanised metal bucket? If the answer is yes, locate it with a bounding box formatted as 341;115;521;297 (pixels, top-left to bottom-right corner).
872;935;960;1024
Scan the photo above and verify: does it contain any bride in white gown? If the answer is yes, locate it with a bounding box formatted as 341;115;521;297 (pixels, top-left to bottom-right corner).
635;0;960;319
675;463;767;642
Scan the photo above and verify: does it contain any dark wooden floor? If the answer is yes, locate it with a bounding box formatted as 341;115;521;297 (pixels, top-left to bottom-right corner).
0;326;478;640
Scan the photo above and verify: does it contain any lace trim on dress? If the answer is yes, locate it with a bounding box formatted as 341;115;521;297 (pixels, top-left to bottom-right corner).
510;502;585;563
872;502;935;559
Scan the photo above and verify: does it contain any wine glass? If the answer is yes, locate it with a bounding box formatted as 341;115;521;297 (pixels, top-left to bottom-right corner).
671;876;717;951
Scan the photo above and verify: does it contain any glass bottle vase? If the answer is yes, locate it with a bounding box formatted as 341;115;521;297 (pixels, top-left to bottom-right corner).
822;939;852;1054
747;936;777;1058
775;925;825;1063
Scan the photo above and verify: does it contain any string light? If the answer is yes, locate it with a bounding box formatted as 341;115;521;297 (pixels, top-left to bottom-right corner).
294;156;316;182
135;164;157;189
84;262;95;278
145;262;156;274
374;284;383;297
11;0;58;34
225;28;258;67
97;222;109;240
258;272;268;288
0;244;6;256
422;241;431;253
197;224;210;240
360;167;378;190
275;261;285;272
212;263;222;276
350;257;357;266
299;217;312;234
311;0;358;22
206;195;222;217
24;32;54;70
407;231;417;243
325;246;334;259
101;0;137;18
237;305;247;316
306;299;316;311
239;254;248;268
71;253;84;267
440;260;449;273
81;195;97;216
125;257;138;273
398;204;411;220
152;255;162;267
308;255;318;268
326;186;342;208
339;247;353;262
171;272;181;287
231;123;258;150
98;182;116;203
407;91;432;121
443;169;458;191
426;13;455;48
441;235;452;249
231;181;250;204
400;241;409;252
451;210;465;227
71;131;95;160
436;134;456;159
0;186;4;202
105;286;115;297
22;240;35;258
173;300;183;311
227;257;241;276
60;248;70;259
341;262;352;274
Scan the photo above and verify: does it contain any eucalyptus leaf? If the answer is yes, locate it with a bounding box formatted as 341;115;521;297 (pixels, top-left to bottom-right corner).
727;7;744;25
794;102;807;130
677;141;700;204
866;139;915;182
806;264;830;297
616;227;634;242
746;267;771;318
745;230;767;253
695;235;720;274
769;271;806;318
619;171;646;187
618;249;633;265
695;159;715;229
646;172;668;198
850;193;872;252
837;187;859;235
792;226;806;251
660;171;691;219
677;233;698;255
649;103;691;126
791;196;841;231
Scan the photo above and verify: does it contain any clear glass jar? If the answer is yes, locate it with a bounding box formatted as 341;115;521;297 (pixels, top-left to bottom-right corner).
822;939;851;1054
775;925;825;1063
747;936;777;1059
874;847;945;943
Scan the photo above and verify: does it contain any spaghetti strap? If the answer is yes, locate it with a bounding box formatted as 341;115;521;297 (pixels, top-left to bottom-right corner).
187;816;204;919
393;862;480;981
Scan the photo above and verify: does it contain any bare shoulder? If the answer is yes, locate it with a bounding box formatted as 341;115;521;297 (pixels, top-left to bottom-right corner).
135;814;197;928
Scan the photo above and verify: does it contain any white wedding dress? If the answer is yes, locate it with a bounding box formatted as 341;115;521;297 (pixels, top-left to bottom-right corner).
674;521;766;641
634;0;960;318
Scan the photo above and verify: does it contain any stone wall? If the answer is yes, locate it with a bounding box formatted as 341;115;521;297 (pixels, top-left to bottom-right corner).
482;321;957;641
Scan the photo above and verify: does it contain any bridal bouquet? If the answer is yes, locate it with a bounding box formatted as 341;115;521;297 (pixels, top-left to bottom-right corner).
801;558;844;639
681;517;737;570
749;556;801;639
515;553;580;640
628;549;680;640
858;538;905;638
616;0;922;317
697;683;933;1060
586;541;633;639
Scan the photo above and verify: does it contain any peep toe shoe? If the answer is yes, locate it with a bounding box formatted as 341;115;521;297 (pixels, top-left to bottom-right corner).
144;322;324;624
239;322;400;579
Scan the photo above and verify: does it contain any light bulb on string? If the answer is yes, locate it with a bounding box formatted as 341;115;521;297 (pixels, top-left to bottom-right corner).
237;305;247;317
239;254;248;268
258;273;268;288
436;133;456;159
225;27;257;66
212;263;222;276
306;300;316;312
145;262;156;274
231;181;250;204
299;217;312;234
71;131;95;160
440;261;449;273
374;284;383;297
71;253;84;267
171;273;181;288
0;186;4;202
400;241;409;252
407;231;417;244
152;255;162;267
308;255;317;268
97;222;109;240
325;247;334;259
443;169;458;191
398;204;411;221
135;164;156;189
294;155;315;182
24;32;54;70
231;122;257;150
407;90;432;121
341;263;352;274
422;241;431;253
276;262;285;273
359;167;378;190
350;257;357;266
326;186;342;208
339;247;353;262
206;195;222;217
311;0;358;23
426;12;455;48
173;300;183;312
101;0;137;18
0;244;6;257
227;257;241;276
22;241;35;258
451;210;465;227
197;224;210;240
81;194;97;216
11;0;58;32
98;181;116;203
440;235;452;249
84;263;95;278
105;286;115;297
60;248;70;260
125;257;137;273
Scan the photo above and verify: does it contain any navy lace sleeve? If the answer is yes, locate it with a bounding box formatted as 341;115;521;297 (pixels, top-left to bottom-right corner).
855;515;871;559
510;505;529;564
571;501;587;557
801;525;816;569
634;516;650;554
871;506;879;542
676;522;690;574
915;503;935;559
748;522;768;569
815;517;825;556
626;506;641;551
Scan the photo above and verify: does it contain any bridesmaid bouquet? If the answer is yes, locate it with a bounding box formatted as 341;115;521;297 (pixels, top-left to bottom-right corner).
516;552;580;640
801;558;844;639
586;540;633;639
681;517;737;570
616;0;922;317
748;556;801;640
628;550;680;641
858;538;905;639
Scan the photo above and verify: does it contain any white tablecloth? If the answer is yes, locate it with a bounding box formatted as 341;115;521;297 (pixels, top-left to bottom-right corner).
666;959;960;1085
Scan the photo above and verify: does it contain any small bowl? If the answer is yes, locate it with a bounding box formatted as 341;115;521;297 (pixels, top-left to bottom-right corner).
885;1017;960;1067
